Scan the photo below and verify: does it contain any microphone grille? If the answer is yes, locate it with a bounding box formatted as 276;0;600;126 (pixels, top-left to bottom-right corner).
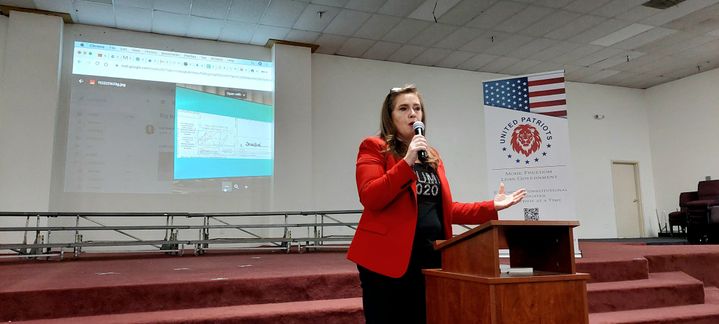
412;121;424;130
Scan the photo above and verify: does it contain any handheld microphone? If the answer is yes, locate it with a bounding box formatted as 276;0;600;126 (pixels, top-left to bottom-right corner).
412;121;428;162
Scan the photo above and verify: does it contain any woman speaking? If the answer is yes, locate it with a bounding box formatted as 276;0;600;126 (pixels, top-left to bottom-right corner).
347;85;526;324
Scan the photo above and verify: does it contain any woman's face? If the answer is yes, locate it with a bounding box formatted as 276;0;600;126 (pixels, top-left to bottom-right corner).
391;92;423;142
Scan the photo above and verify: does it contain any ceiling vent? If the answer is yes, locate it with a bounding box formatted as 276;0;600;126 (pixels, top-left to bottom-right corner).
642;0;687;9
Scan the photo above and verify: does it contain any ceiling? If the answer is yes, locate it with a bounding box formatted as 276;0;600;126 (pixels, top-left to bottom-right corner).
2;0;719;89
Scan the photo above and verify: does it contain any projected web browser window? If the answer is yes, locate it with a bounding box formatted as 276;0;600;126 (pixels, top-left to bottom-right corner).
66;41;274;193
72;42;273;90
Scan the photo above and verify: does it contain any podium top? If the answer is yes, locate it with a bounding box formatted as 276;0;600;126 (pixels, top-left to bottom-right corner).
435;220;579;251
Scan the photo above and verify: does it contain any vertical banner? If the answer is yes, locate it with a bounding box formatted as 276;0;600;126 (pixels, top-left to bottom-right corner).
483;70;576;221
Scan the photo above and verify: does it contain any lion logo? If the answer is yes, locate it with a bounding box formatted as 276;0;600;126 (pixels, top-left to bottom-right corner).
511;124;541;157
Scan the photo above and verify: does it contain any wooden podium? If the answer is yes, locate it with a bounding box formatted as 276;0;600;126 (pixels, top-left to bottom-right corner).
423;220;589;324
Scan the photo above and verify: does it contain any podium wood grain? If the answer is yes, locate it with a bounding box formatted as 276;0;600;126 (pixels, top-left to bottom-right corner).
424;270;589;323
425;221;588;324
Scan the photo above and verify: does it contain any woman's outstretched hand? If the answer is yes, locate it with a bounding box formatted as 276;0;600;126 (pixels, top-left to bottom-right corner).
493;182;526;211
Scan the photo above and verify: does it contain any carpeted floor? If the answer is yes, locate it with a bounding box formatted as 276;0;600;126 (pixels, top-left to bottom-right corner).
2;241;719;323
0;251;358;293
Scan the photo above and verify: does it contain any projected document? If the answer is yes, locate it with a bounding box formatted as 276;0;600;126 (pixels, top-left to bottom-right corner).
176;111;271;159
174;86;273;179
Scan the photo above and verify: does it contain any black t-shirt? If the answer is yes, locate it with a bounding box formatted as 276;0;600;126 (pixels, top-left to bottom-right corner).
412;163;444;268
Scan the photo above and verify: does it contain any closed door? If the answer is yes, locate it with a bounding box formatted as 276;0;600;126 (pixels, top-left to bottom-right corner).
612;162;643;238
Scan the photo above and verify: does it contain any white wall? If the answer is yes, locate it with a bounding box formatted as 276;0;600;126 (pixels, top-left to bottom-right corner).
311;55;498;210
0;15;6;85
0;12;62;244
272;43;313;211
0;11;62;211
646;68;719;217
311;54;657;238
8;11;712;241
566;82;656;238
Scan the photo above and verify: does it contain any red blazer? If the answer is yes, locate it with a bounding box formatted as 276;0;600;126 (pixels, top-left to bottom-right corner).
347;136;497;278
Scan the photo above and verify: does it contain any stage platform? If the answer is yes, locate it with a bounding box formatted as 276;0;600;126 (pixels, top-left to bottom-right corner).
2;241;719;323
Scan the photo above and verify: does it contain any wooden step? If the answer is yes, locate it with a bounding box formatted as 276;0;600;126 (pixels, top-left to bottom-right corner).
588;271;704;313
589;303;719;324
16;297;365;324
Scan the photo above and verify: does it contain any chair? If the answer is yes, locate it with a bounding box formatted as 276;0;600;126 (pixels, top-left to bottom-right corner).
686;180;719;244
668;191;697;236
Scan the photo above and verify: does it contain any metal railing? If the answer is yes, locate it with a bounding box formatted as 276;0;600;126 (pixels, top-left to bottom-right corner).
0;210;362;259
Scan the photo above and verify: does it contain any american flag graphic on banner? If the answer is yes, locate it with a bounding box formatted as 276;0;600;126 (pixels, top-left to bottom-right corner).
483;70;567;118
